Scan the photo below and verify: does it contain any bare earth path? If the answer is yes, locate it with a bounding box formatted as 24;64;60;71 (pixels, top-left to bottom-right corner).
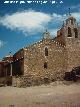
0;82;80;107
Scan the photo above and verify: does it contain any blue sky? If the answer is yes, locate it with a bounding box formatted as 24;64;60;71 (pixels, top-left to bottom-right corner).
0;0;80;59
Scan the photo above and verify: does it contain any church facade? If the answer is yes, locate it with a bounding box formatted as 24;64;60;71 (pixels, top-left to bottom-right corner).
0;15;80;87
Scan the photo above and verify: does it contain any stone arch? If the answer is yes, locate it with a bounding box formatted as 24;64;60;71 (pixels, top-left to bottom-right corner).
70;19;74;25
68;27;72;37
74;28;78;38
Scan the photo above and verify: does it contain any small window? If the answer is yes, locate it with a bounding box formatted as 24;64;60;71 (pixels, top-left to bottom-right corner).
68;27;72;37
44;62;47;69
45;47;48;56
74;28;78;38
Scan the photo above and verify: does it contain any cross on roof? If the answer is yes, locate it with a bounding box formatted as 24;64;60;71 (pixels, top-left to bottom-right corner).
69;8;71;16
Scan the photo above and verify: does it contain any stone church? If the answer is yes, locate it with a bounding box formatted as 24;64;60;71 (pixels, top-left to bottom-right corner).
0;15;80;87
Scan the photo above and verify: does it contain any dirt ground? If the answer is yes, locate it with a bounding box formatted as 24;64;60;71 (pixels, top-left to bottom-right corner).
0;81;80;107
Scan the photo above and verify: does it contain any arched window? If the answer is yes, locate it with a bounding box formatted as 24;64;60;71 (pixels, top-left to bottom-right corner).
71;19;73;25
45;47;48;56
74;28;78;38
44;62;48;69
68;27;72;37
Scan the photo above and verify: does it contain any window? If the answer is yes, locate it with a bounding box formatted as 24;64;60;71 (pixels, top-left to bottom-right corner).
45;47;48;56
74;28;78;38
44;62;48;69
68;27;72;37
71;19;73;25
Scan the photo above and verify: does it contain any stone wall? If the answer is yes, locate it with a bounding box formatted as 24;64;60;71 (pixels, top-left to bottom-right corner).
0;77;12;86
66;38;80;72
12;75;51;87
23;38;67;82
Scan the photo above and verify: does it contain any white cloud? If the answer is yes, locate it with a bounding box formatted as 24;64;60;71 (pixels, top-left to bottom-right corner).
0;40;4;48
52;13;67;24
0;10;52;35
49;28;59;36
0;10;80;36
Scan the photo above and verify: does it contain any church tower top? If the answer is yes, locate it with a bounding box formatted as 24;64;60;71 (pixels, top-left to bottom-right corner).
65;8;76;26
43;30;51;39
68;8;71;16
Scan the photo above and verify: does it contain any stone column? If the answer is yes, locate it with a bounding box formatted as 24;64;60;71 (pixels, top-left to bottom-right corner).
10;63;12;76
6;67;7;77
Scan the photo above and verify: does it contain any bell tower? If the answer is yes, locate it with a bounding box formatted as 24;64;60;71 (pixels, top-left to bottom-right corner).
60;9;80;45
57;9;80;72
65;16;78;39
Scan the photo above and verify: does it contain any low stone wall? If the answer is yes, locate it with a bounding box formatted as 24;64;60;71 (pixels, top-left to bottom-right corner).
12;75;53;87
12;76;21;87
0;77;12;86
